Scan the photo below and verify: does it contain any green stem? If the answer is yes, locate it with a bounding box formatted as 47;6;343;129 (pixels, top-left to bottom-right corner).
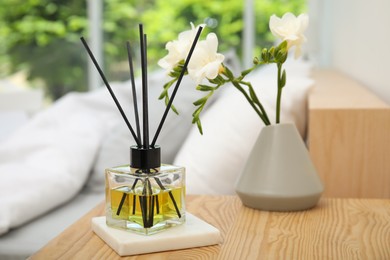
276;63;283;124
240;81;271;125
231;81;269;125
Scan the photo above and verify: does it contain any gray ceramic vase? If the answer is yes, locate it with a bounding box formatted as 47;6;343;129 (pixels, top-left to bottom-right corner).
235;123;324;211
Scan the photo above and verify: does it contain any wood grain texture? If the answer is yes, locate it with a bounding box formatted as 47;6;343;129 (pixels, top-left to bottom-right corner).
31;196;390;259
309;69;390;198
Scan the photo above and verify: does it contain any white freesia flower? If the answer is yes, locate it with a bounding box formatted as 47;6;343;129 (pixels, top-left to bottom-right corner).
158;23;205;72
160;13;310;133
269;13;308;58
188;33;225;83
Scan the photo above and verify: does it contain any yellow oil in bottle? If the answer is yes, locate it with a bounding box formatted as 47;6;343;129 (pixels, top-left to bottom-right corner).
110;185;184;228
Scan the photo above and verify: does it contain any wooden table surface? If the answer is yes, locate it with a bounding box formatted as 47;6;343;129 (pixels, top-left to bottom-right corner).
31;196;390;259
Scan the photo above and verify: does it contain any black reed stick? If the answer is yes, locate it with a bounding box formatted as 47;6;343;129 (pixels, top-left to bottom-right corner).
84;25;201;229
131;178;140;215
80;37;141;147
151;26;203;146
139;196;148;227
117;178;140;216
139;24;149;149
116;192;127;216
132;195;137;215
154;177;181;218
147;179;154;227
149;195;155;227
126;41;141;142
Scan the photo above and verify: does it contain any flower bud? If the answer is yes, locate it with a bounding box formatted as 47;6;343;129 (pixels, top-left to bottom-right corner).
275;49;288;63
269;46;275;56
279;40;288;51
261;48;268;62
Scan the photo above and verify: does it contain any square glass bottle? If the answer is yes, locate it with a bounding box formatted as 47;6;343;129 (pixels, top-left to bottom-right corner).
105;146;186;235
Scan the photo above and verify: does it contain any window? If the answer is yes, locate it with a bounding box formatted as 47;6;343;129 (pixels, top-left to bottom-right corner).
0;0;306;101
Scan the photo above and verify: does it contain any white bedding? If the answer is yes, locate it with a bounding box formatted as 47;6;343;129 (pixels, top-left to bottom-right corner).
0;70;204;235
0;57;312;236
0;90;109;235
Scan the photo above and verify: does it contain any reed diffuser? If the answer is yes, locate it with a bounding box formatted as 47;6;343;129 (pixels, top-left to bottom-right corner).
81;24;203;235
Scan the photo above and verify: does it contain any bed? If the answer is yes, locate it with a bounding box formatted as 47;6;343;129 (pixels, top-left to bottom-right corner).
0;66;389;259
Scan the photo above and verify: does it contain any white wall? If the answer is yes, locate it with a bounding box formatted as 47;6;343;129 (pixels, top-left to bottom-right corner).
308;0;390;104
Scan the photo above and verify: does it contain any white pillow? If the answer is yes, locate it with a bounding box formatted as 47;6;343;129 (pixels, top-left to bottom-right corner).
173;60;313;195
0;91;109;235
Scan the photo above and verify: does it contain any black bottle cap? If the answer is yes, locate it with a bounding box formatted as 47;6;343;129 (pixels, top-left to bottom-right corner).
130;145;161;169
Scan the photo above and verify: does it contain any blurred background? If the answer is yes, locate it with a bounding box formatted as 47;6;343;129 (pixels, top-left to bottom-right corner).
0;0;306;102
1;0;389;112
1;0;389;144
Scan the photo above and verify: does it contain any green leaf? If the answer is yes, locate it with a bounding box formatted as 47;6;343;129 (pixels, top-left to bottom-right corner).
173;64;184;73
196;84;215;91
241;68;252;77
196;119;203;135
159;79;176;100
191;113;204;135
158;89;167;100
224;66;234;79
169;70;181;78
192;106;202;121
280;69;286;88
171;104;179;114
208;77;222;85
191;108;198;120
193;96;207;106
165;95;179;114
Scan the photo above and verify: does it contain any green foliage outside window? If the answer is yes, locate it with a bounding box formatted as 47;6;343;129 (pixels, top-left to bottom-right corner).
0;0;305;100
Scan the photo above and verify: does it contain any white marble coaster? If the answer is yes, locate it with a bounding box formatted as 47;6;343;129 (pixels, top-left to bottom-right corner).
91;213;222;256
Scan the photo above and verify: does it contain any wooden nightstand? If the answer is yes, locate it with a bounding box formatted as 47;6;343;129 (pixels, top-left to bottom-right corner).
31;195;390;259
